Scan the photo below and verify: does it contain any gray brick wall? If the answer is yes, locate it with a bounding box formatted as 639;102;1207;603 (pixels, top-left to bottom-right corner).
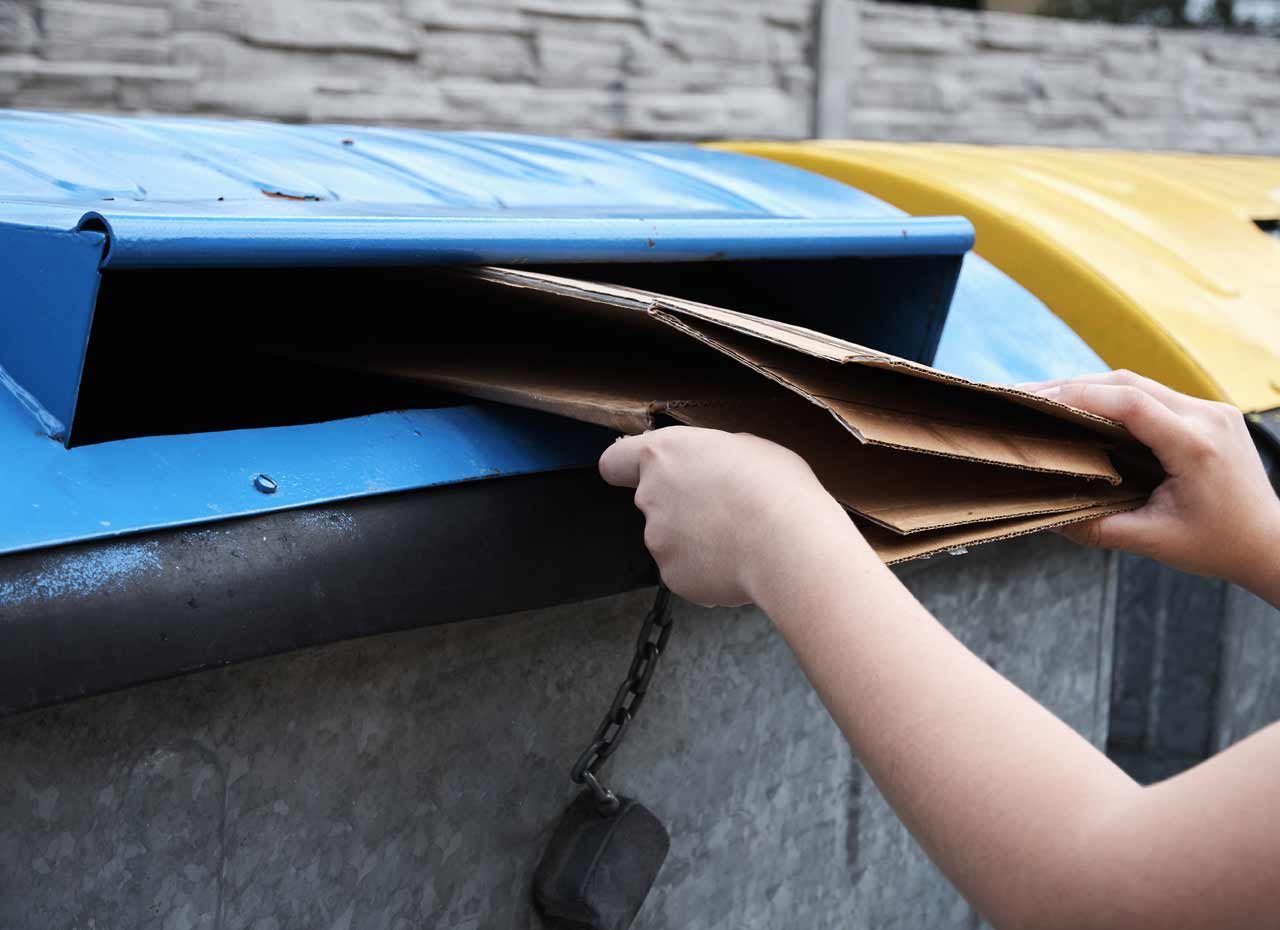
840;3;1280;153
0;0;816;138
0;0;1277;151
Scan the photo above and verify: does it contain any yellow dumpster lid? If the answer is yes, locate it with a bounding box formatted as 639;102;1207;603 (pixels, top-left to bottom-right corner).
719;141;1280;413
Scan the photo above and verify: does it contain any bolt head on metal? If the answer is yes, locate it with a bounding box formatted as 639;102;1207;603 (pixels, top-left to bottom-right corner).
252;474;278;495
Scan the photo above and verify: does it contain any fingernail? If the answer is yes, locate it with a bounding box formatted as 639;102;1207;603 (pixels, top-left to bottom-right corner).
1014;381;1043;390
1038;386;1062;399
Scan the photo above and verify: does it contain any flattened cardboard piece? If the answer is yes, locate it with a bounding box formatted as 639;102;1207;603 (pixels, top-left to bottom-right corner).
649;309;1122;483
465;266;1128;481
357;351;769;435
358;340;1134;531
664;399;1141;534
468;266;1133;441
647;296;1132;441
862;497;1147;564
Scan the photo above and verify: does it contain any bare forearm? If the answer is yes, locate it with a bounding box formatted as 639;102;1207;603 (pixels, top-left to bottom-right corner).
748;514;1141;929
1235;503;1280;608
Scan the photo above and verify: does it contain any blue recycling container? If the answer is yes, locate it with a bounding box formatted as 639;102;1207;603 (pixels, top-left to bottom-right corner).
0;111;1100;716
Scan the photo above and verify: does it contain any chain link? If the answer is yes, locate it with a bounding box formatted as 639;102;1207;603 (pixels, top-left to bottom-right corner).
570;583;674;814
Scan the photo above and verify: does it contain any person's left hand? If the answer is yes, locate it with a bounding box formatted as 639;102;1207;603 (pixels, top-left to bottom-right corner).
598;426;850;607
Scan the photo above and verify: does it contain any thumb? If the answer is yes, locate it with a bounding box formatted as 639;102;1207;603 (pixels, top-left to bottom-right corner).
1055;508;1164;556
598;434;647;488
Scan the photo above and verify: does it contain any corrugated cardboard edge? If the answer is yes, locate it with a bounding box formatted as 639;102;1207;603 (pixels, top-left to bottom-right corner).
335;363;664;434
648;307;1124;484
466;265;1133;444
865;497;1146;564
646;295;1133;443
855;486;1145;536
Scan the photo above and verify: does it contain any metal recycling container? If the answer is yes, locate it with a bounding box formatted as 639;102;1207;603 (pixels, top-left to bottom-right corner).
0;114;1123;930
0;110;997;715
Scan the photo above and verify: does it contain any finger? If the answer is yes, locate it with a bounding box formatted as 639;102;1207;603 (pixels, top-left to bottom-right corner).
1055;508;1164;555
1034;382;1196;472
598;434;647;488
1019;370;1199;415
1014;375;1095;392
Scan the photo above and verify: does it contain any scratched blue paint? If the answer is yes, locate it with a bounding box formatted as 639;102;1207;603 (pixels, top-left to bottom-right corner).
0;111;1101;559
0;540;161;606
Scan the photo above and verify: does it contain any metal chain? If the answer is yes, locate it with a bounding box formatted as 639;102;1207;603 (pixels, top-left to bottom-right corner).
570;583;674;815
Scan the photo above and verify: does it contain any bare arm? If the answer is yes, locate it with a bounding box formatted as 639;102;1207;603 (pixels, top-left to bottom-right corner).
598;370;1280;930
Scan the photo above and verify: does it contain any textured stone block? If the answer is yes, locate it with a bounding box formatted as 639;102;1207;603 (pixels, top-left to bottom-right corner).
975;11;1052;52
438;78;620;133
627;60;777;93
1197;33;1280;75
764;19;809;65
1026;57;1104;102
44;36;174;64
861;16;968;56
308;85;450;124
1100;81;1179;119
242;0;418;56
41;0;171;42
403;0;532;33
1031;97;1110;130
535;32;626;88
642;9;771;62
168;0;246;33
193;76;315;119
1099;48;1170;81
419;28;534;80
0;0;39;53
520;0;640;22
937;115;1042;145
847;104;949;141
853;74;942;113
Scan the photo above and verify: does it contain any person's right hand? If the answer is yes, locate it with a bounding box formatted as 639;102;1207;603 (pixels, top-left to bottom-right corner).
1022;370;1280;600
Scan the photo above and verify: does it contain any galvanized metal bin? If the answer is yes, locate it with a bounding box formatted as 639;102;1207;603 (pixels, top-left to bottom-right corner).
0;113;1118;929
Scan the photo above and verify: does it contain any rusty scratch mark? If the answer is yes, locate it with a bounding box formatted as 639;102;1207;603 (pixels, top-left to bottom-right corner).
261;190;324;202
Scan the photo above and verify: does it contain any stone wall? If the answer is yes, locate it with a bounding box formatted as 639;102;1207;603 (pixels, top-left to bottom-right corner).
0;0;817;139
0;0;1278;151
836;2;1280;152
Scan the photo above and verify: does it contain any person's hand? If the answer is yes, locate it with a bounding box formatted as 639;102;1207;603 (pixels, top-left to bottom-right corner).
1022;370;1280;596
598;426;856;607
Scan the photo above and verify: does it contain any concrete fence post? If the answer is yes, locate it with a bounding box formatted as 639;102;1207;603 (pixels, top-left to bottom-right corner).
814;0;859;139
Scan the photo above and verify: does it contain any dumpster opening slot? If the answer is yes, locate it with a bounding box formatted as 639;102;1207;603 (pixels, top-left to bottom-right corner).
69;256;956;448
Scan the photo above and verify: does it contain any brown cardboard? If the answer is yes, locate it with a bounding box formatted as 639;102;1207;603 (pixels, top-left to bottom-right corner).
660;398;1142;534
859;497;1147;564
463;267;1125;480
322;265;1161;561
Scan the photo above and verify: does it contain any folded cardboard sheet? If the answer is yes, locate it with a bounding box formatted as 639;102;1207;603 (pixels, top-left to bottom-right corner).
335;266;1159;563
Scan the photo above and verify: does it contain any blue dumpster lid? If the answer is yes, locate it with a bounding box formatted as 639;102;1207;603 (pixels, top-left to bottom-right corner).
0;112;1095;560
0;110;974;268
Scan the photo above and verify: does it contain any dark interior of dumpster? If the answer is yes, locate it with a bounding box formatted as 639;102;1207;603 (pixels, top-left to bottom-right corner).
69;256;957;447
